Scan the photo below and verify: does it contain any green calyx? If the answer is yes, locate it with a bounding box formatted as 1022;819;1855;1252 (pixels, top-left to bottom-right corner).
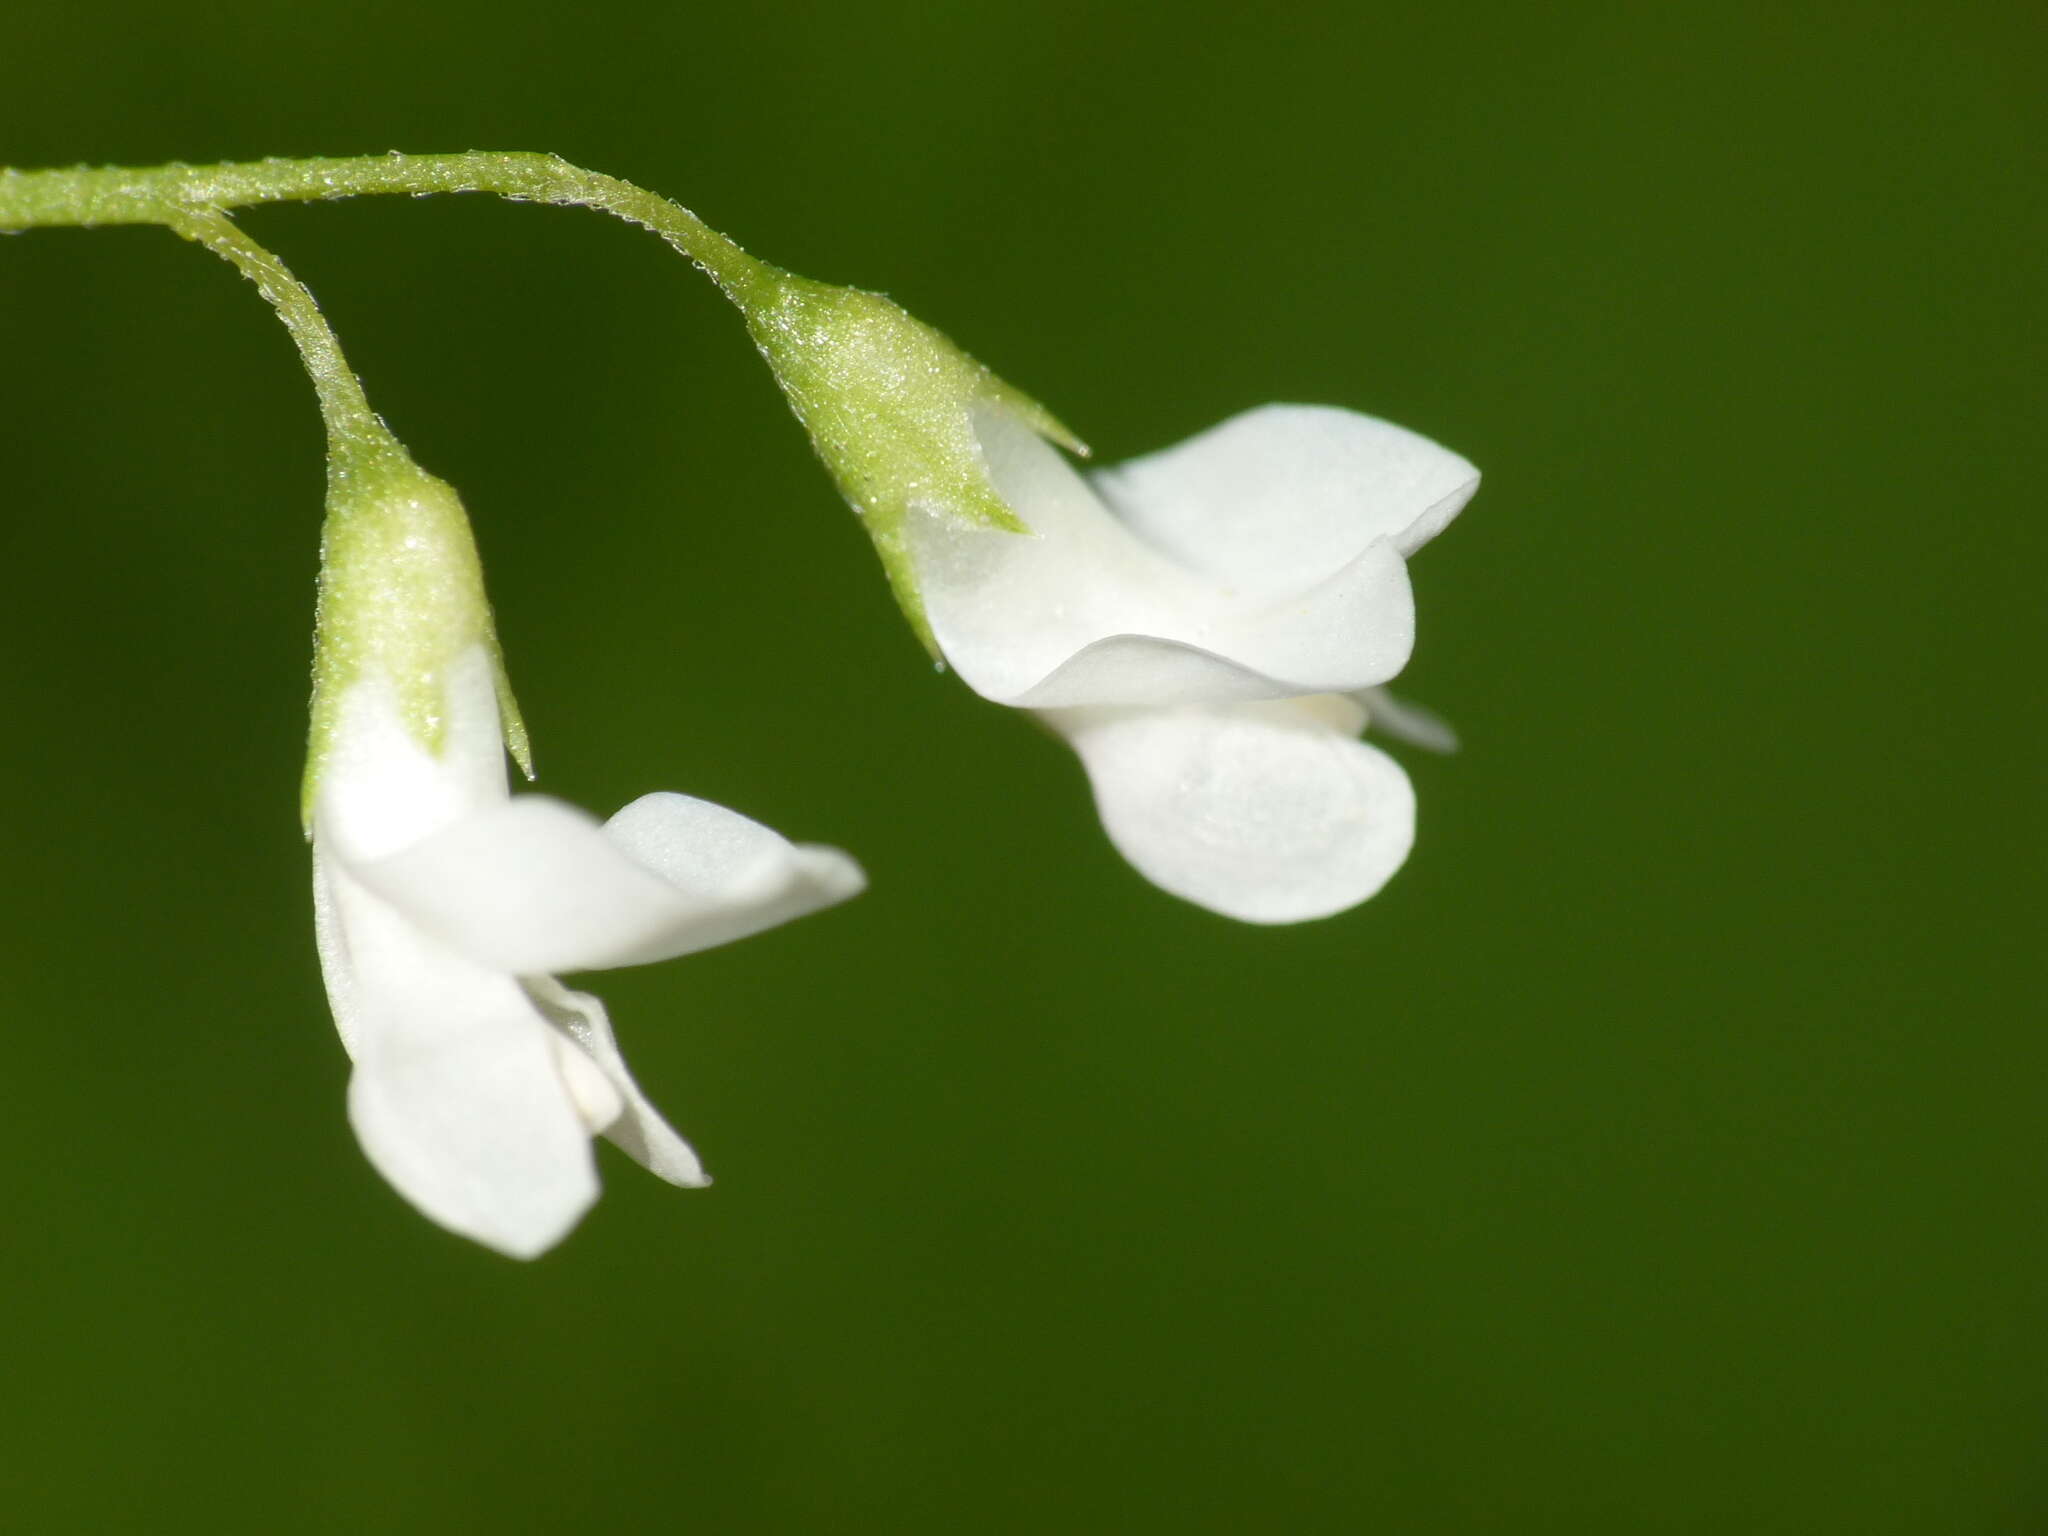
301;437;530;826
3;153;1089;667
741;270;1085;652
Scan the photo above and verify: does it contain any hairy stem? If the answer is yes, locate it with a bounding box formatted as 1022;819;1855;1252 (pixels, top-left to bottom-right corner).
0;151;772;301
165;205;387;452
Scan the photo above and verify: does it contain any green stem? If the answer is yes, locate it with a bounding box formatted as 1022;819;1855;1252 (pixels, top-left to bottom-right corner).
165;205;387;454
0;151;772;302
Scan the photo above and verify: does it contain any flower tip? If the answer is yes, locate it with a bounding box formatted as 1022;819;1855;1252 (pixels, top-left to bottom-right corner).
958;481;1034;538
1359;686;1461;755
991;381;1089;460
804;844;869;907
488;1226;573;1263
497;677;536;780
347;1062;602;1261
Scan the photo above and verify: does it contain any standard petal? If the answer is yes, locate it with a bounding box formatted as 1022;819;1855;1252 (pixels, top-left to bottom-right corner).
526;975;710;1189
1041;696;1415;924
319;858;601;1259
315;644;512;862
910;405;1416;707
350;792;865;976
1090;404;1479;587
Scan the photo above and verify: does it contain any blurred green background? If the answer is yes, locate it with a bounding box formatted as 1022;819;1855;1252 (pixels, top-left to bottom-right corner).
3;1;2042;1530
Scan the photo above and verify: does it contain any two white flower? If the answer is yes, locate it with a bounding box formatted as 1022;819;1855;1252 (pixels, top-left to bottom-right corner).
311;276;1475;1257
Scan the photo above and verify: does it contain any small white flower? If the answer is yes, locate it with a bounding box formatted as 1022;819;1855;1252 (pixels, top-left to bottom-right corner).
739;269;1471;922
313;646;862;1257
306;449;860;1257
906;403;1478;923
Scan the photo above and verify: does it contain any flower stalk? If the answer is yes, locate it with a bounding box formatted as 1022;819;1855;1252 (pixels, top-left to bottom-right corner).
150;203;531;814
0;151;770;302
3;150;1078;644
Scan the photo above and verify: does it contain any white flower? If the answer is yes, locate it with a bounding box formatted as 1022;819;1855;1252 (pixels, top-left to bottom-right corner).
738;269;1471;922
905;403;1478;923
305;447;860;1258
312;645;863;1257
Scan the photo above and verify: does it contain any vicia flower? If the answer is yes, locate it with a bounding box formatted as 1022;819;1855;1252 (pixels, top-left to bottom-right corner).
307;441;862;1257
909;403;1476;922
743;275;1474;923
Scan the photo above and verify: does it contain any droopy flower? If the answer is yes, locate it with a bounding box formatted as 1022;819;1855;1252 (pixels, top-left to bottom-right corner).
308;444;862;1257
904;403;1477;922
743;275;1475;924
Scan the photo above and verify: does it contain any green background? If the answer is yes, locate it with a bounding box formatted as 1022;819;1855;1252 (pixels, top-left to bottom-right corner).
3;1;2042;1530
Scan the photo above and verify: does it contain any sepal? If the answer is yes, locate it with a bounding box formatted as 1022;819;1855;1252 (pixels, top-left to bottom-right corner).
741;270;1084;649
303;439;529;825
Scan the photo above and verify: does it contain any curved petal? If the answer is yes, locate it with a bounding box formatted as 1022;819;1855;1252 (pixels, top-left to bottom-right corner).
1090;404;1479;586
1041;697;1415;924
1010;635;1317;711
911;406;1416;707
350;792;865;977
319;857;601;1259
603;792;868;958
526;976;709;1189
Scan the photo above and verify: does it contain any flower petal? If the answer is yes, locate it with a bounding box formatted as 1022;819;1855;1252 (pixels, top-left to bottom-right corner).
313;845;366;1060
1041;696;1415;924
526;976;709;1188
603;791;865;906
318;858;601;1259
350;792;865;976
1090;404;1479;586
1009;635;1316;711
315;645;511;862
911;406;1415;707
1358;685;1461;754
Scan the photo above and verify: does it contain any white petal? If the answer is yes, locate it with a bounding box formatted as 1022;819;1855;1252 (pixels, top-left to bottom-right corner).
911;406;1415;707
546;1028;627;1134
1041;697;1415;924
1357;685;1461;754
604;792;868;955
350;792;865;976
1090;404;1479;586
316;645;511;861
313;844;364;1059
1009;636;1315;711
526;976;709;1188
318;856;600;1258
